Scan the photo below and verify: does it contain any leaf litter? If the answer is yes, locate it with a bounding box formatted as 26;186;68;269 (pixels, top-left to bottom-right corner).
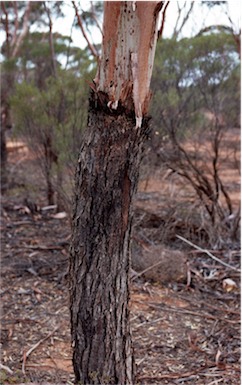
1;140;240;385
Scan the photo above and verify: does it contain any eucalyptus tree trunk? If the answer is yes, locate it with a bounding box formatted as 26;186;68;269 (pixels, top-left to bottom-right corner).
1;100;11;193
69;2;162;384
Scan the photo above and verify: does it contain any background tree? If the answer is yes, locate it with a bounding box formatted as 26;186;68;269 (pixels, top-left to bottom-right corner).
201;1;240;55
11;65;91;209
1;1;33;192
69;2;166;383
149;30;240;247
72;0;103;60
5;1;94;209
171;1;195;39
10;27;93;204
0;1;66;193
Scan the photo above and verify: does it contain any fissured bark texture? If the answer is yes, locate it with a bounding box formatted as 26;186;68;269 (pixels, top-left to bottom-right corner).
69;93;149;384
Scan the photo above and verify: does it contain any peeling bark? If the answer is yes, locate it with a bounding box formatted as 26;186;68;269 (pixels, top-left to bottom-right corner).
96;1;162;127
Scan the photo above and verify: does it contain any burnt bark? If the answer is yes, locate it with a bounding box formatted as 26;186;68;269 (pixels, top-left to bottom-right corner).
43;134;57;206
69;92;150;384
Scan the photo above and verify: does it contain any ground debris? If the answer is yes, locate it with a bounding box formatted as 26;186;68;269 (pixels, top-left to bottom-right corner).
1;141;240;385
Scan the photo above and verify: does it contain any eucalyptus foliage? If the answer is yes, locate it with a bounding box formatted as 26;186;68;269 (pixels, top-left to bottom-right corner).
150;31;240;246
12;71;89;161
151;31;240;139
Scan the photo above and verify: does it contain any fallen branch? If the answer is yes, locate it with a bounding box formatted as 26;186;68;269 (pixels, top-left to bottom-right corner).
149;303;240;324
138;364;209;380
22;326;59;374
138;363;239;382
176;235;240;272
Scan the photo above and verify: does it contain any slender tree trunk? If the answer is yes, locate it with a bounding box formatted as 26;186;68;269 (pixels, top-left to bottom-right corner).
69;2;162;384
1;70;14;194
44;135;56;205
70;94;150;384
1;117;8;193
56;163;64;211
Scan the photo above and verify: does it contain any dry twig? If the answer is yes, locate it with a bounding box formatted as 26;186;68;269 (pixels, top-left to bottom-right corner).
0;363;14;374
149;303;240;324
22;244;62;251
176;234;240;271
138;364;209;380
131;259;166;281
22;326;59;374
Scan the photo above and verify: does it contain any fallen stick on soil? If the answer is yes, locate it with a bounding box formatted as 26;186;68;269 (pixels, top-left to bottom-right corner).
22;244;63;250
137;363;210;380
22;326;59;374
206;379;224;385
149;303;240;324
131;259;166;281
134;316;166;329
0;363;14;375
176;235;240;272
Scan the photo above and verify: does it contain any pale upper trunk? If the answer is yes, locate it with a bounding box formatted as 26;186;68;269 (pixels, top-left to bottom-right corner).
96;1;162;128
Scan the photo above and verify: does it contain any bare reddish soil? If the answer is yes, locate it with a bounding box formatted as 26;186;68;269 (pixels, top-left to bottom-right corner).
1;132;240;385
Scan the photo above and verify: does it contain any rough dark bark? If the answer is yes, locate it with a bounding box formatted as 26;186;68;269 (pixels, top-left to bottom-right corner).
69;92;150;384
43;135;57;206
